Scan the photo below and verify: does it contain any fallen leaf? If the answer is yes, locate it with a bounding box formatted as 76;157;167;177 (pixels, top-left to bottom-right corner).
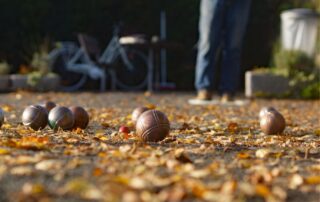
237;152;250;159
289;174;303;189
305;175;320;185
255;148;271;158
92;168;103;177
22;183;45;195
0;148;10;155
255;184;271;198
10;166;33;176
227;122;239;133
35;160;63;171
175;149;192;163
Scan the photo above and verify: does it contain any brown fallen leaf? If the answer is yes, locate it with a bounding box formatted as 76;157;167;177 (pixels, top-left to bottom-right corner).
227;122;240;133
237;152;251;159
174;149;193;163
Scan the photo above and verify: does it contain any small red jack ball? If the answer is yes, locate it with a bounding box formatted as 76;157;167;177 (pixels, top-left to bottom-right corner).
119;126;130;134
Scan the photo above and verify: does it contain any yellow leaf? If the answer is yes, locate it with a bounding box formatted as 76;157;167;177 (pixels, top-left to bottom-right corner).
126;120;134;127
18;129;33;135
221;180;237;194
98;152;107;157
113;175;129;185
305;176;320;185
145;103;156;109
309;164;320;172
2;123;12;129
314;129;320;136
22;183;45;194
2;105;13;112
255;184;271;197
237;152;250;159
0;148;10;155
64;178;91;193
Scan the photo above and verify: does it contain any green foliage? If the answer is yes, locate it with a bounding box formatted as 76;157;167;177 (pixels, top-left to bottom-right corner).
0;61;10;75
27;38;53;86
272;48;319;99
30;51;50;75
274;50;315;77
300;81;320;99
27;71;42;87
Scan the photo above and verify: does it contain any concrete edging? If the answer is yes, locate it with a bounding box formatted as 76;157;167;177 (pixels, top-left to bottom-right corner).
245;71;290;98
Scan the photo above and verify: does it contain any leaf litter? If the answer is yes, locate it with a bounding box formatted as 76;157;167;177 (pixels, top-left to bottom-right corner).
0;92;319;202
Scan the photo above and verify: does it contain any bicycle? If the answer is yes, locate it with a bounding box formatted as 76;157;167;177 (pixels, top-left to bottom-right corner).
48;26;149;91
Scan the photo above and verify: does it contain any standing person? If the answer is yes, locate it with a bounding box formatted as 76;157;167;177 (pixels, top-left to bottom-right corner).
189;0;251;104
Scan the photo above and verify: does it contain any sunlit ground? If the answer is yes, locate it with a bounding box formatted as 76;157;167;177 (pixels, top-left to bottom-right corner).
0;92;319;202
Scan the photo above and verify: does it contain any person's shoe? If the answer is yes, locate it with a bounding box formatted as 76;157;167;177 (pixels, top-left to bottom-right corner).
196;89;212;101
221;93;234;103
188;90;214;105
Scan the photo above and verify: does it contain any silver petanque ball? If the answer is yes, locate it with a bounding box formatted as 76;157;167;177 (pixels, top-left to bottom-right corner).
48;106;74;131
22;105;48;131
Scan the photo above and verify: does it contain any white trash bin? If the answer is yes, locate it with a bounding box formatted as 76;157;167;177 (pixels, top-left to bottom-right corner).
281;8;319;57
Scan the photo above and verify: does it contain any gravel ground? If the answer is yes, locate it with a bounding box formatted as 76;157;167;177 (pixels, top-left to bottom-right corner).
0;92;319;202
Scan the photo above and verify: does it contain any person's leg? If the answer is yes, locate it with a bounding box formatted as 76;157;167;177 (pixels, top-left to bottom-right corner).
195;0;225;94
218;0;251;97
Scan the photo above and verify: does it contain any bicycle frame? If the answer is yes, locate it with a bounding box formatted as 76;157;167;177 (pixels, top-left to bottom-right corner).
98;36;135;71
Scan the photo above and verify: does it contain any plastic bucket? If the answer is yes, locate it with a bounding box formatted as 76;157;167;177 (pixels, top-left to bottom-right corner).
281;8;319;56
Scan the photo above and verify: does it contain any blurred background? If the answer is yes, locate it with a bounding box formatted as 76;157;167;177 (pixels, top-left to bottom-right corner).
0;0;319;92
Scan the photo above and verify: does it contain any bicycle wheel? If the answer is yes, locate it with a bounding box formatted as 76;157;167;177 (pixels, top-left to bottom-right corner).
113;48;148;90
49;44;87;91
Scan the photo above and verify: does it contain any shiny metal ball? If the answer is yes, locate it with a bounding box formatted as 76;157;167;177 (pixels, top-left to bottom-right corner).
132;107;149;124
136;110;170;142
48;106;74;131
260;111;286;135
259;106;277;119
0;108;4;127
69;106;89;129
22;105;48;130
40;101;56;112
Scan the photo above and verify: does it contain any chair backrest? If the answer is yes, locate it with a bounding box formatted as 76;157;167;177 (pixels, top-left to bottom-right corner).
78;34;101;61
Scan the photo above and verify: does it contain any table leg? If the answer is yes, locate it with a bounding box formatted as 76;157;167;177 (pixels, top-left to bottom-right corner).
148;49;154;92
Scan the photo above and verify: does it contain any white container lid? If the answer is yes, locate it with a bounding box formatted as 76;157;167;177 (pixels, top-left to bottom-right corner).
281;8;319;20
